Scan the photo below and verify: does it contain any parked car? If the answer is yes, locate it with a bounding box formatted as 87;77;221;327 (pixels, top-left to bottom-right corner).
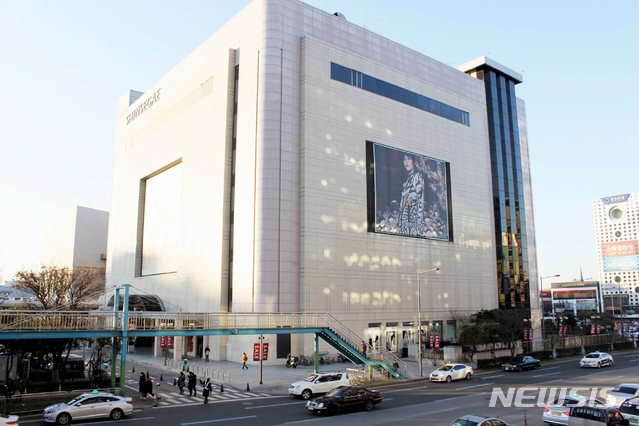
305;385;382;415
619;396;639;425
449;414;511;426
42;392;133;424
289;371;350;400
543;394;607;426
580;352;614;368
606;385;639;408
429;363;473;383
569;406;628;426
502;355;541;372
0;415;18;425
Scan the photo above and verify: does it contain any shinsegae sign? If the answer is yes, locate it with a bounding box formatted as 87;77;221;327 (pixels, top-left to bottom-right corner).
126;88;161;125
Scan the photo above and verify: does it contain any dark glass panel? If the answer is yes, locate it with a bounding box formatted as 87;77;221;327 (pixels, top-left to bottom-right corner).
330;62;351;84
390;84;404;102
375;79;392;98
362;74;377;92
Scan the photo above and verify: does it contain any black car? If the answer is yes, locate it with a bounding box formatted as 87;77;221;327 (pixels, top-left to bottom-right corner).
306;385;382;415
501;355;541;372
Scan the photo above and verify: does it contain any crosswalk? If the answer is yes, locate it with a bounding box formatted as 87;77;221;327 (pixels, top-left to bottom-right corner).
155;387;272;406
124;379;273;407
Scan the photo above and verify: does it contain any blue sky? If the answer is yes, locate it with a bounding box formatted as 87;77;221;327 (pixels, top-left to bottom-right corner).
1;0;637;287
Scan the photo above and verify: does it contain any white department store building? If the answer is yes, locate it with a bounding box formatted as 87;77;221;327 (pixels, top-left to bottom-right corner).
106;0;539;363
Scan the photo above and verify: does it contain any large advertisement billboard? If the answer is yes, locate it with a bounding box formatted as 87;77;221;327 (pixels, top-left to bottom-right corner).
601;240;639;272
366;142;452;241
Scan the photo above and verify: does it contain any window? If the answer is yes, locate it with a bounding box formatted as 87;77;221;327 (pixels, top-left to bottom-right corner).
331;62;469;126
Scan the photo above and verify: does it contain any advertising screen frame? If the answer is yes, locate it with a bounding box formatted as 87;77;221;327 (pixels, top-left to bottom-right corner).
366;141;453;241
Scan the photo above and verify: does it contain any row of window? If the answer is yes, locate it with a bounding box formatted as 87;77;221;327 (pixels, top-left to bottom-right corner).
330;62;470;126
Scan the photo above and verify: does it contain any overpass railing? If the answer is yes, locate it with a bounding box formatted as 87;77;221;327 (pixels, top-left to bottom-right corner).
0;310;406;377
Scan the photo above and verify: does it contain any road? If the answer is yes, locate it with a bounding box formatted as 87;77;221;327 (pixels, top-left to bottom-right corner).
20;351;639;425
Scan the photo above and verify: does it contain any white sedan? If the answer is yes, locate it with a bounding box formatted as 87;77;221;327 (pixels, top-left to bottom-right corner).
429;363;473;383
0;415;18;425
580;352;613;368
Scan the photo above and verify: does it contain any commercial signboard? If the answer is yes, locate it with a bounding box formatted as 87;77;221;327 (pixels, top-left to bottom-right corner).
601;241;639;258
367;142;452;241
603;255;639;272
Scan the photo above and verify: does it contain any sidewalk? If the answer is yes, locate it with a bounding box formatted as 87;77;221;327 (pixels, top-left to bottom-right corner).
124;351;442;395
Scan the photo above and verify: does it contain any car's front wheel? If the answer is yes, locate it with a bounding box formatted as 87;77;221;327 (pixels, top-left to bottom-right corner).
518;366;522;372
446;375;452;383
465;372;472;380
327;405;337;415
56;412;71;425
110;408;124;420
597;362;601;368
301;389;312;400
364;399;374;411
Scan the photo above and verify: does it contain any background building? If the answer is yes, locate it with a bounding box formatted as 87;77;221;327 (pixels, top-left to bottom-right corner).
550;280;600;317
593;193;639;314
106;0;539;362
43;206;109;270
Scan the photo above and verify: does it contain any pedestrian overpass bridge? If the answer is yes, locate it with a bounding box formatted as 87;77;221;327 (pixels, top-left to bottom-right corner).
0;310;407;384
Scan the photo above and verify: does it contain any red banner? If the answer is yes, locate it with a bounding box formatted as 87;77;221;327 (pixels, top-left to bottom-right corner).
523;328;528;342
167;336;174;348
160;336;166;348
262;343;269;361
253;343;260;361
597;324;601;335
591;324;596;335
434;334;440;349
429;334;434;349
528;328;534;342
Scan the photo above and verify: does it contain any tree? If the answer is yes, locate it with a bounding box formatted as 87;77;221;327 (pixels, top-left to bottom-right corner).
13;265;104;310
458;325;486;367
8;265;105;383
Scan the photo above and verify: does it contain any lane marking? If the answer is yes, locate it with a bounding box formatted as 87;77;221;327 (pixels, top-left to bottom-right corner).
482;375;504;379
537;379;565;385
182;416;257;425
533;372;562;377
245;401;306;410
384;385;429;393
407;406;461;418
541;366;560;370
70;417;156;425
457;382;495;390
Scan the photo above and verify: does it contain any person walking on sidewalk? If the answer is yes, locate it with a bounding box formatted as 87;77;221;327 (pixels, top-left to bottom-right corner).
200;377;212;404
139;373;147;398
188;372;198;396
242;352;248;369
205;346;210;362
177;372;186;394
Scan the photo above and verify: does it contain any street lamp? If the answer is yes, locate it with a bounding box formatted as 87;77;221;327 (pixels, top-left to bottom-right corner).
417;267;439;378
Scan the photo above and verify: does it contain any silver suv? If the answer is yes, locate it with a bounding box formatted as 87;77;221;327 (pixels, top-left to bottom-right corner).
289;371;350;400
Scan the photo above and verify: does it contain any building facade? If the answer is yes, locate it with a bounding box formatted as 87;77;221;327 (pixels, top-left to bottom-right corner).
106;0;539;362
593;193;639;314
43;206;109;270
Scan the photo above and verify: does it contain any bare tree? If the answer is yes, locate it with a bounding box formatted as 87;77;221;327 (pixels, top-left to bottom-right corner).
13;265;104;311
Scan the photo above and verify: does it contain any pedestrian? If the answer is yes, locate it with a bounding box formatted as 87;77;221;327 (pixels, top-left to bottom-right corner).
188;372;197;396
177;372;186;394
139;372;147;398
205;346;210;362
242;352;248;369
361;340;367;357
145;376;155;398
200;377;212;404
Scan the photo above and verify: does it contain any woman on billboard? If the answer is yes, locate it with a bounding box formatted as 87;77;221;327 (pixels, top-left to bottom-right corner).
399;153;425;236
